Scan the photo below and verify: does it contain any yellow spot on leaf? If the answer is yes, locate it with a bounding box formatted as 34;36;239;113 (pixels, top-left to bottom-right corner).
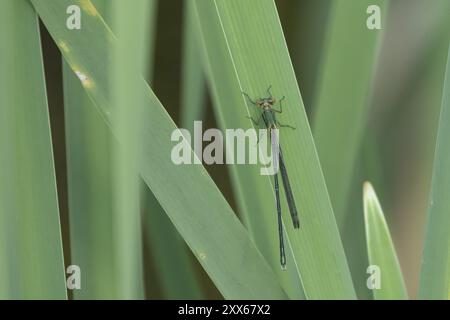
80;0;99;16
58;41;70;53
75;71;94;89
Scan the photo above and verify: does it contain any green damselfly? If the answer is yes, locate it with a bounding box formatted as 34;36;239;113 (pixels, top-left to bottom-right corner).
243;86;300;270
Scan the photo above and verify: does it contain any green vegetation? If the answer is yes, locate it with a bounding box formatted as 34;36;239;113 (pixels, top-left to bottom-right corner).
0;0;448;300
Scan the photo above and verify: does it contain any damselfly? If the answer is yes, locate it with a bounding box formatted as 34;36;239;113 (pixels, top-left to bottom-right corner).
243;86;300;270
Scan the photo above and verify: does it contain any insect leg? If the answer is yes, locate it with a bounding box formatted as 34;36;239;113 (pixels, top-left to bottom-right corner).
246;115;262;126
273;96;285;113
242;91;257;105
277;121;296;130
267;85;273;98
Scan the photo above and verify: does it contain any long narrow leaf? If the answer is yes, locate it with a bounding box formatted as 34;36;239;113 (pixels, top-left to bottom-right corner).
0;0;66;299
64;63;119;298
111;0;148;299
63;0;117;300
313;0;388;227
194;0;355;299
363;182;407;300
131;0;204;299
32;0;286;299
419;47;450;299
180;0;206;133
144;191;203;299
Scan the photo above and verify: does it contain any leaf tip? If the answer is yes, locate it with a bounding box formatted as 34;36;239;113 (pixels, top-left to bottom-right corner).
363;181;375;199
